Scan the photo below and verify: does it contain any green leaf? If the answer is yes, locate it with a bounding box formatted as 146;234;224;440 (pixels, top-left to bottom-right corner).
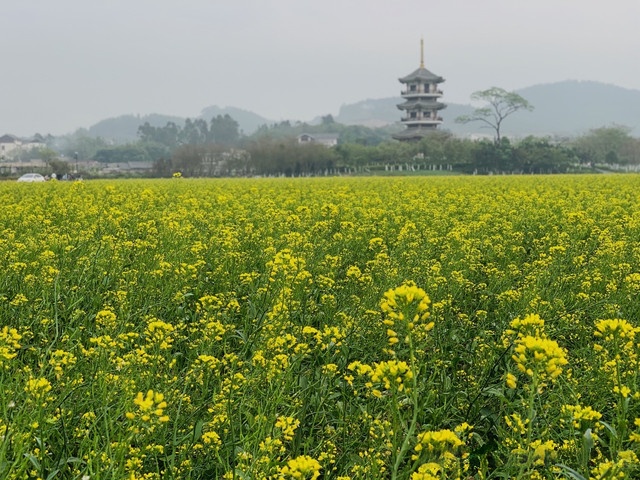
556;463;587;480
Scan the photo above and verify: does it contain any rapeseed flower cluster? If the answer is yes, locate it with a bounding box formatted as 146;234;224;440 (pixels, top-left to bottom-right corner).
504;314;568;391
48;349;77;380
369;359;413;397
411;428;467;479
277;455;321;479
593;318;639;397
561;404;603;429
512;336;568;385
24;376;53;406
126;390;169;432
381;282;432;348
275;416;300;441
414;429;463;455
95;307;117;330
410;462;442;480
0;326;21;368
595;318;637;337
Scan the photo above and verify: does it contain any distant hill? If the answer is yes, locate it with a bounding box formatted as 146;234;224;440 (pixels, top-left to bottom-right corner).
198;106;272;135
82;80;640;142
88;114;185;143
84;107;273;143
335;81;640;137
509;81;640;136
334;97;400;127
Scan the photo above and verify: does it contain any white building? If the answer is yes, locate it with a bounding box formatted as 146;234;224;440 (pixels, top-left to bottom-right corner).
297;133;339;148
0;134;46;159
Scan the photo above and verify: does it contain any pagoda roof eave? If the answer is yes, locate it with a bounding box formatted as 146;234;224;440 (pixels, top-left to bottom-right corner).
399;67;444;83
392;127;440;141
397;100;447;110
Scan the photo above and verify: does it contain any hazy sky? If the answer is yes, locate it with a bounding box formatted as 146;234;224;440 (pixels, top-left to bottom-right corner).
3;0;640;136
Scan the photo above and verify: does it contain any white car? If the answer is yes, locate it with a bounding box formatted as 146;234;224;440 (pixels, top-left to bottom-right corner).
17;173;46;182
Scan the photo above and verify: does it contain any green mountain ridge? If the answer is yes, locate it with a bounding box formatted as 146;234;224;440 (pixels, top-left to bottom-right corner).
84;80;640;142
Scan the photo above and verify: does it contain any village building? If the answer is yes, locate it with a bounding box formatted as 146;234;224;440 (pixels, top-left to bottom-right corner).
392;40;446;142
297;133;339;148
0;134;46;159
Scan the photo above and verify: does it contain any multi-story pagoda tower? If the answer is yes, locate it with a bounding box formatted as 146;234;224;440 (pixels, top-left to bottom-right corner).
393;39;446;141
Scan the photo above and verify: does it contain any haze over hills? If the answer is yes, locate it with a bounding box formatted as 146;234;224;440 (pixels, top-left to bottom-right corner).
507;81;640;136
85;107;272;143
87;113;185;142
198;106;272;135
82;81;640;142
334;81;640;137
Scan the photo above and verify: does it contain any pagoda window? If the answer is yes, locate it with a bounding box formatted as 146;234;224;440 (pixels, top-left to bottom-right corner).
410;85;416;92
410;112;417;119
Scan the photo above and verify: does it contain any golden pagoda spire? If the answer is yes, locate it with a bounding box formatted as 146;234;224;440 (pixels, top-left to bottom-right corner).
420;37;424;68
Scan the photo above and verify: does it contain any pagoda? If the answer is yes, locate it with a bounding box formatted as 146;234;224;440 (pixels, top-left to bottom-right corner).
392;39;446;141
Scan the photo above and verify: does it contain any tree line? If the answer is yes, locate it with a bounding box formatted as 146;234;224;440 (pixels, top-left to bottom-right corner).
46;124;640;178
151;125;640;177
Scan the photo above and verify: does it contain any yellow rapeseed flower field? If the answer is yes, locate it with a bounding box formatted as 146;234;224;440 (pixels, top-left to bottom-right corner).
2;175;640;479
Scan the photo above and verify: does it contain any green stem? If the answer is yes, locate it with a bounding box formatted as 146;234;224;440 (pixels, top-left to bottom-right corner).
391;334;419;480
517;372;538;479
613;354;627;455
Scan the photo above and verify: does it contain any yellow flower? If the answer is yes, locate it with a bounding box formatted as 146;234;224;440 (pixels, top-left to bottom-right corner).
127;390;169;426
25;377;52;396
9;293;28;307
49;349;77;380
347;361;373;376
507;313;545;337
380;282;432;348
613;385;632;398
594;318;637;341
145;318;175;350
530;439;557;465
381;282;431;324
95;308;117;329
25;377;53;407
511;334;568;388
561;404;602;429
278;455;321;479
0;326;22;368
504;413;527;435
275;416;300;441
414;429;463;456
369;360;413;393
411;462;442;480
202;431;221;447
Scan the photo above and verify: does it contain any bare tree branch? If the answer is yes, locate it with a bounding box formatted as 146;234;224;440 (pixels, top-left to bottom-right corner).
456;87;533;143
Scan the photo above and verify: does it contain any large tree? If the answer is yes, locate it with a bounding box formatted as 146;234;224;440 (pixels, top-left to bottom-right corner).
455;87;533;143
210;114;240;146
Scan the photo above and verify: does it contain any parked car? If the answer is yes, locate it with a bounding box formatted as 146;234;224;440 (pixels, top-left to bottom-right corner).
17;173;46;182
